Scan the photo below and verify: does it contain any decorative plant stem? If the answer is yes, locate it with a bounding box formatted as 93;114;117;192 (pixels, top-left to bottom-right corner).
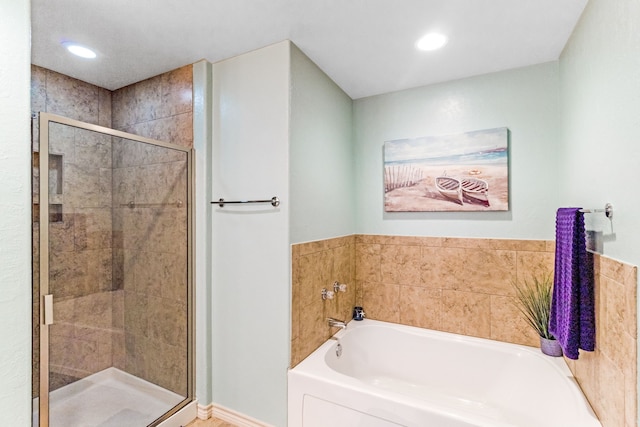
512;272;554;340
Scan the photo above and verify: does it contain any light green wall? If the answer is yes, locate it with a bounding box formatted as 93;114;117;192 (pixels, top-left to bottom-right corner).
353;62;561;239
559;0;640;270
205;41;355;425
211;42;291;426
0;0;32;424
289;44;355;243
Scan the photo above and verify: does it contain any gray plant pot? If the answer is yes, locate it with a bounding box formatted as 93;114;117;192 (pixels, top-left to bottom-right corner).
540;337;563;357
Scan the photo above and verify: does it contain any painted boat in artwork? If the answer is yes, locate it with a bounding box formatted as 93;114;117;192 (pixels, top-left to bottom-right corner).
461;177;490;206
435;176;462;205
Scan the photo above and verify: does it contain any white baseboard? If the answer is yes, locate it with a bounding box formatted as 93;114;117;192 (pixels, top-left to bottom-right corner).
197;403;213;420
196;402;273;427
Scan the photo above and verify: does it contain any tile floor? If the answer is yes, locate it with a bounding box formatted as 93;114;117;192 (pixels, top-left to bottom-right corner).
186;417;239;427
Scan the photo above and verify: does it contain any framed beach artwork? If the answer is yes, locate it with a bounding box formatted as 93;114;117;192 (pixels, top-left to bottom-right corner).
383;127;509;212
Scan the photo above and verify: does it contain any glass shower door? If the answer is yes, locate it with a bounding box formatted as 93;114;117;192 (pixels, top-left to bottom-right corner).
36;113;193;427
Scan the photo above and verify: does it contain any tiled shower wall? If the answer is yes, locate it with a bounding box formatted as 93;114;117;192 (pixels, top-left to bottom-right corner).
112;141;189;394
291;234;637;427
31;66;116;393
112;65;193;148
111;64;193;394
31;64;193;396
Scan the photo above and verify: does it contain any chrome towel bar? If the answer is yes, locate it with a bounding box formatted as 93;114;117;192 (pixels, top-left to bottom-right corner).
580;203;613;220
213;196;280;208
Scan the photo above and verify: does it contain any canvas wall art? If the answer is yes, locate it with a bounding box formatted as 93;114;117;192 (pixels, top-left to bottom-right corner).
384;127;509;212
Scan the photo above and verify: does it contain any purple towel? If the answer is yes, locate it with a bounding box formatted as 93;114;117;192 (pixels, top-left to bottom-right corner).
549;208;595;359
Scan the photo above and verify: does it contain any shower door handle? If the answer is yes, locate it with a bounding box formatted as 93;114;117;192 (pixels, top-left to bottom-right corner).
43;294;54;325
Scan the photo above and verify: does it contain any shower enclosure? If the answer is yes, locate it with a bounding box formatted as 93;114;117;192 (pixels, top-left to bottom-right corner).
32;113;193;427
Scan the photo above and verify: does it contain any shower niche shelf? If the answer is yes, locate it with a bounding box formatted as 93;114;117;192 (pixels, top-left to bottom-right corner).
32;151;64;224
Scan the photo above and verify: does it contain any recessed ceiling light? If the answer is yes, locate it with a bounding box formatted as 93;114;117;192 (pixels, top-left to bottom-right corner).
62;42;97;59
415;32;448;51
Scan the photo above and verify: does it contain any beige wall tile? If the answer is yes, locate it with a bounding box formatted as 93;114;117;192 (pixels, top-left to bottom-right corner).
291;256;301;342
298;250;333;307
64;163;107;209
625;370;637;427
49;122;76;162
441;290;491;338
355;279;364;306
358;234;441;246
133;75;163;124
45;69;100;124
31;65;47;114
124;290;148;338
112;137;139;168
398;285;441;329
441;237;546;252
112;330;126;371
49;248;88;299
294;239;326;257
597;354;626;427
74;291;113;329
112;167;137;206
126;113;194;148
139;141;187;165
111;84;135;129
145;338;188;395
332;243;353;285
75;128;112;168
381;244;421;285
297;299;326;362
545;240;556;253
147;296;187;347
422;246;516;295
74;208;112;250
600;276;635;375
515;250;554;285
490;295;538;346
600;256;636;285
112;289;124;329
355;243;381;282
290;337;301;367
98;89;112;128
136;161;187;206
49;214;76;253
362;281;400;323
88;248;114;292
571;349;600;412
159;65;193;118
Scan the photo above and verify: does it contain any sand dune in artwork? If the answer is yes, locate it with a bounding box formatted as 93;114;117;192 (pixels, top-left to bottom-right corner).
384;164;508;212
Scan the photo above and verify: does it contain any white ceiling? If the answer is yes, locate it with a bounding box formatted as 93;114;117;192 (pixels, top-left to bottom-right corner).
31;0;588;99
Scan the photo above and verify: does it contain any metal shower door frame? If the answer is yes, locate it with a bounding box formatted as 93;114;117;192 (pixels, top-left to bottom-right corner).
37;112;194;427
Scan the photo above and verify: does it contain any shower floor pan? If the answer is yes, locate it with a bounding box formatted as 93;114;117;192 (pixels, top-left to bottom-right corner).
33;367;184;427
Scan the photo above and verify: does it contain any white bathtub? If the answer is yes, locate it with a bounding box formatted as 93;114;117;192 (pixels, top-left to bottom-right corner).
288;319;601;427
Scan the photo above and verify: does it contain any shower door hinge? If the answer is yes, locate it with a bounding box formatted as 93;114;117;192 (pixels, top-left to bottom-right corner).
43;294;54;325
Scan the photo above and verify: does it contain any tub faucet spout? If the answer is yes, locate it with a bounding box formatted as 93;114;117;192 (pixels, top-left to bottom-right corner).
327;317;347;330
